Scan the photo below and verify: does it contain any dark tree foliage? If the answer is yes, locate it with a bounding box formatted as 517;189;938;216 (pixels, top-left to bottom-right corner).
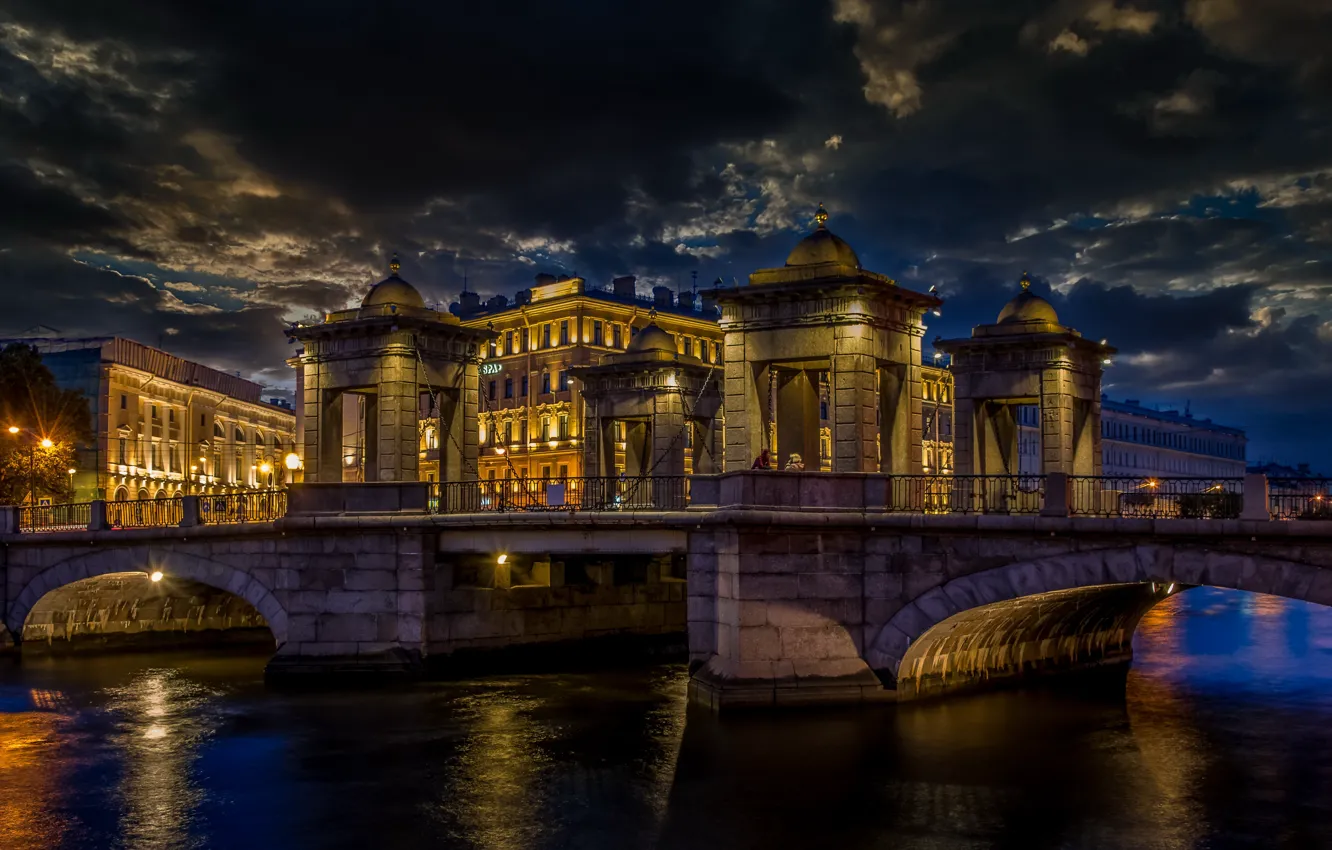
0;344;92;504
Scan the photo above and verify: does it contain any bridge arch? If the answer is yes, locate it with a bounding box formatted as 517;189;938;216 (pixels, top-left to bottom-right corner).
5;547;288;648
867;544;1332;699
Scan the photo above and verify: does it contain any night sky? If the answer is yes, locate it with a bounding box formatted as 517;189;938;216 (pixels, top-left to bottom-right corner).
1;0;1330;468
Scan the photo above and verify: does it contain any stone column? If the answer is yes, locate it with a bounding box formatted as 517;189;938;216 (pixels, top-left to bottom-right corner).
723;336;765;470
460;362;479;481
879;363;910;475
624;420;650;477
832;325;878;472
579;399;602;477
952;396;976;477
650;389;686;477
375;354;420;482
300;358;322;479
775;367;820;472
316;389;344;483
1039;367;1075;475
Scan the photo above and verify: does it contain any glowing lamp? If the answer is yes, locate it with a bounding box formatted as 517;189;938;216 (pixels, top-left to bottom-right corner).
259;462;272;474
496;553;508;565
284;452;302;471
150;571;164;582
39;438;53;448
6;426;17;434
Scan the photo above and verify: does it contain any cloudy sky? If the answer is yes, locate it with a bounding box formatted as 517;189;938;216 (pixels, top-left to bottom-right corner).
1;0;1330;467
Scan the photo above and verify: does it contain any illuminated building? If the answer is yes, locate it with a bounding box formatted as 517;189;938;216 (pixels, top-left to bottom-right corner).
447;273;724;481
1016;397;1246;478
3;337;296;501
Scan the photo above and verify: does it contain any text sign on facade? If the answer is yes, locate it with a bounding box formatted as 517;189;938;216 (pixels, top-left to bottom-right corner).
480;362;502;376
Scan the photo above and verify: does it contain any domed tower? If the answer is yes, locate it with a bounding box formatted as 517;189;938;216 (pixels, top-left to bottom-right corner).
934;272;1115;488
289;254;496;483
571;320;723;485
714;204;942;474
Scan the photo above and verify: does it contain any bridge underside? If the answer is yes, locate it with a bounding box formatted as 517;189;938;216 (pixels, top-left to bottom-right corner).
16;572;275;656
892;582;1171;700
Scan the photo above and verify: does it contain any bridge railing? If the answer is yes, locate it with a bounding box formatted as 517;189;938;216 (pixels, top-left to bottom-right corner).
430;476;689;513
19;501;94;533
1268;478;1332;520
200;490;287;524
885;474;1045;515
108;497;184;528
1069;476;1243;519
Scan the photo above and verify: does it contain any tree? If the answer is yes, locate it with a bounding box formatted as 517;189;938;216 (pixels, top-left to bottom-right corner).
0;344;92;504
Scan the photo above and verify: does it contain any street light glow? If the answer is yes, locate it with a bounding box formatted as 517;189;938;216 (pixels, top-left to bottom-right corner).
6;426;17;434
284;452;302;470
40;438;53;449
150;571;164;582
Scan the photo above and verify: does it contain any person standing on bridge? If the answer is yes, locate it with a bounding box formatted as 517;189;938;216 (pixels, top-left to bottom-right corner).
784;453;805;471
751;449;772;470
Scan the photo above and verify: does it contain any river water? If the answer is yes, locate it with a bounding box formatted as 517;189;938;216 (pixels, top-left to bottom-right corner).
3;586;1332;849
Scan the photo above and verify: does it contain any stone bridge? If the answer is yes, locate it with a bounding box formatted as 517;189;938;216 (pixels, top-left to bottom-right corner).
4;475;1332;711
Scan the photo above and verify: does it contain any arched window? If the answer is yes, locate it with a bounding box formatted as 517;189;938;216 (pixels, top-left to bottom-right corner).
114;487;128;501
234;426;245;443
214;422;225;438
154;489;166;499
255;430;265;446
137;488;149;500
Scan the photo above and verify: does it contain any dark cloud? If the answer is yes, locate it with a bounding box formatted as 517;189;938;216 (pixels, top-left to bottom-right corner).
0;0;1329;466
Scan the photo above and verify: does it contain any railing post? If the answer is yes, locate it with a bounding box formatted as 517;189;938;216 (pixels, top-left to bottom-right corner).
0;505;18;534
1241;473;1271;521
1041;472;1071;517
180;495;201;527
89;500;108;531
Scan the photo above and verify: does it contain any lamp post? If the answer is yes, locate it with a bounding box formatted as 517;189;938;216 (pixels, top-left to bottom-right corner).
7;425;55;506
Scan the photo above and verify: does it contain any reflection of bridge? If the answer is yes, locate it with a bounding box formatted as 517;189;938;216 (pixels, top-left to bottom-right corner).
4;471;1332;708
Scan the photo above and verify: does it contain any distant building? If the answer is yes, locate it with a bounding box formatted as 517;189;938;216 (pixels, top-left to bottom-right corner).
1015;396;1246;478
2;337;297;501
1248;461;1324;479
449;274;725;481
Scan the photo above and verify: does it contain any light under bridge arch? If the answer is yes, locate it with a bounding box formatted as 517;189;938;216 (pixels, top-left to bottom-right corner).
5;546;289;648
866;544;1332;700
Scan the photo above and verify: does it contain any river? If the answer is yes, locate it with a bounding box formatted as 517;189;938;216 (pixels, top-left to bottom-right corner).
3;586;1332;849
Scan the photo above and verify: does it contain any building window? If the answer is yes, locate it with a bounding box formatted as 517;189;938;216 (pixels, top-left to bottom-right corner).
234;451;243;482
151;442;160;469
542;324;552;348
519;420;528;444
504;377;513;399
168;409;175;424
558;370;570;391
593;321;603;346
488;380;497;401
120;394;127;410
118;438;127;465
820;400;828;420
713;342;722;363
541;465;551;479
702;343;710;363
558;464;568;478
425;428;438;450
151;404;158;420
541;416;551;440
506;331;514;355
559;321;569;346
541;372;551;394
200;413;206;427
558;414;569;439
520;327;529;352
504;420;513;445
612;325;622;349
488;339;497;359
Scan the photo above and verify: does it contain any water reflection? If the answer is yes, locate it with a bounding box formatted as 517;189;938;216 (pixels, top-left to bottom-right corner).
2;588;1332;848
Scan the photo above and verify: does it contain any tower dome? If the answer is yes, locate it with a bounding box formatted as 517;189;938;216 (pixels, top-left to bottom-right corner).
996;272;1059;325
626;323;676;354
362;254;426;309
785;204;860;268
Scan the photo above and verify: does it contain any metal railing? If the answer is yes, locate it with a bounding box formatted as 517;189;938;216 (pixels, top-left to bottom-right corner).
200;490;287;524
430;476;689;513
1070;476;1243;519
1268;478;1332;520
885;475;1045;515
108;497;184;528
19;501;93;533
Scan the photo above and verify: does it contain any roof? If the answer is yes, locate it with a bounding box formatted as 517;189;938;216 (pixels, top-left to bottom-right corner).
1101;396;1246;437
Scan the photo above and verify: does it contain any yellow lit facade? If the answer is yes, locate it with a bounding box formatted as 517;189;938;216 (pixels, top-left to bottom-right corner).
7;337;297;502
442;274;724;482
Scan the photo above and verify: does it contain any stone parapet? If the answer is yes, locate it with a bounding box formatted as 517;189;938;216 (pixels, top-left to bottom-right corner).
287;482;429;515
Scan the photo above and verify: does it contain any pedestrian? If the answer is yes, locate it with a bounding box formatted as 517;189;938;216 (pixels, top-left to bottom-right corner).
751;448;771;470
785;453;805;471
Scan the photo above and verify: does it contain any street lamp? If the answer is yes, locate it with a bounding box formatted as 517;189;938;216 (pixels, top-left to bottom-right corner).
7;425;55;506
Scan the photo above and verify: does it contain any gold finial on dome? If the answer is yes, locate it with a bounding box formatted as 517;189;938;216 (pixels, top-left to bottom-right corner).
389;253;401;276
814;203;829;229
1018;270;1031;291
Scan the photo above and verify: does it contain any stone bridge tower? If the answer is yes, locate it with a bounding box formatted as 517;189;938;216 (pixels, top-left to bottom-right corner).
715;205;941;473
574;322;723;480
291;257;494;483
935;273;1115;478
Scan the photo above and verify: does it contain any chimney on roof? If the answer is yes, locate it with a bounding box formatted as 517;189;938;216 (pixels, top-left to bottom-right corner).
678;289;695;311
612;275;636;298
652;285;673;309
534;272;557;286
514;289;531;306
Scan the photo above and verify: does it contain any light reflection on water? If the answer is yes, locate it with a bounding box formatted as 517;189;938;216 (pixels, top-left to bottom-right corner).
2;587;1332;848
